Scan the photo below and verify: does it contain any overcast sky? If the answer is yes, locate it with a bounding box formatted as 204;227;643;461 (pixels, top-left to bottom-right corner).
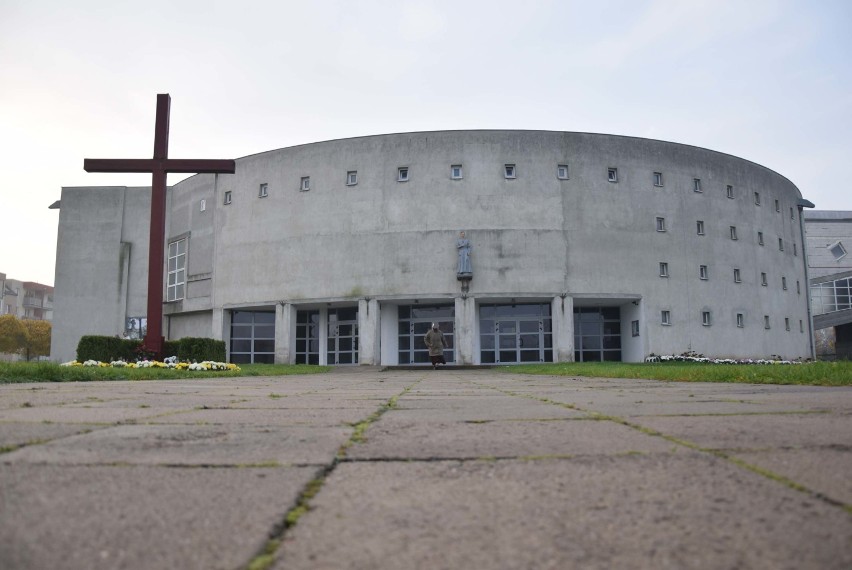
1;0;850;286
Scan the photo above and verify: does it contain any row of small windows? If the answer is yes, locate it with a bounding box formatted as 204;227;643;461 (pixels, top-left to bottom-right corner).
658;262;799;291
655;218;798;255
660;310;802;332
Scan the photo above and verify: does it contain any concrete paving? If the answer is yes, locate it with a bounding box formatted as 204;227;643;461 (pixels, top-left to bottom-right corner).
0;369;849;570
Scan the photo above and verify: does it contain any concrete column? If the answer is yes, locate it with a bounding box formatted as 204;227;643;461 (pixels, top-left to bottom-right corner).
358;298;381;365
319;307;329;366
212;308;229;360
552;296;574;362
275;303;296;364
380;304;399;365
454;296;477;365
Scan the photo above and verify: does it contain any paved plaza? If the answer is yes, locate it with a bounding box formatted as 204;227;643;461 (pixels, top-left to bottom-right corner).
0;369;850;569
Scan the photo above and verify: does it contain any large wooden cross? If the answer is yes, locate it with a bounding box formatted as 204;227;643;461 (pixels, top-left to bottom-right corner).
84;94;235;358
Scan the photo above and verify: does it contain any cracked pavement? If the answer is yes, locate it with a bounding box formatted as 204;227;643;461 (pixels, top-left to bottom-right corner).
0;369;850;569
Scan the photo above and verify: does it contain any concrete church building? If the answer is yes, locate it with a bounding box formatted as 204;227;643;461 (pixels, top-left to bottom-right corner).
50;131;814;365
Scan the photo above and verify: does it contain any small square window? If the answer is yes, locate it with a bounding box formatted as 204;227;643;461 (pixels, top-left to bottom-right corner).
693;178;702;193
761;272;768;286
758;231;764;246
631;320;639;337
730;226;738;240
451;165;463;180
778;238;784;251
557;164;569;180
785;317;790;331
764;315;771;329
398;167;409;182
702;311;712;326
782;276;787;290
661;310;671;325
223;191;232;205
608;168;618;183
696;220;705;235
727;185;734;199
300;177;311;191
347;171;358;186
736;313;744;328
259;183;268;198
659;262;669;277
734;268;741;283
754;191;760;206
200;199;206;212
656;217;666;232
830;241;847;260
775;199;780;212
699;265;708;280
653;172;663;187
504;164;516;179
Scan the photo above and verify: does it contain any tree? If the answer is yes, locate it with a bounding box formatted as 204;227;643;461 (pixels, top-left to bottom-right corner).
21;319;51;361
0;314;29;356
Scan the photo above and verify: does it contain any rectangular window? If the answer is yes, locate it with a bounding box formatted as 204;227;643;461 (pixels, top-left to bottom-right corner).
397;167;409;182
696;220;705;235
451;165;463;180
300;176;311;191
347;171;358;186
758;231;764;246
737;313;744;328
653;172;663;187
790;207;795;220
761;272;768;286
734;268;742;283
631;320;639;337
793;242;797;256
656;217;666;232
167;239;187;302
557;164;569;180
223;190;232;205
200;199;206;212
778;238;784;251
661;310;671;325
764;315;771;329
775;199;780;212
727;185;734;199
785;317;790;331
702;311;712;326
800;320;804;333
504;164;516;179
782;276;787;290
693;178;702;193
608;168;618;183
830;242;847;260
659;262;669;277
797;280;801;294
259;183;268;197
730;226;738;240
699;265;708;280
754;191;760;205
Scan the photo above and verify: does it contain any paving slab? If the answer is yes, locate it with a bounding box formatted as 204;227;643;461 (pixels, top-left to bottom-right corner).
0;422;104;449
0;463;316;570
147;407;372;427
0;405;168;424
275;455;852;570
391;397;586;421
4;423;351;466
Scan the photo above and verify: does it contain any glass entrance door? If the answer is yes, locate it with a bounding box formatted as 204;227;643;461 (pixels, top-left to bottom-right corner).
328;307;358;365
573;307;621;362
480;303;553;364
397;304;454;364
295;310;320;365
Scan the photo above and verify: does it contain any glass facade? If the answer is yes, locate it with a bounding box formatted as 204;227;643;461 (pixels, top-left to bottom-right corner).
295;310;320;365
811;277;852;315
480;303;553;364
574;307;621;362
398;304;454;364
230;311;275;364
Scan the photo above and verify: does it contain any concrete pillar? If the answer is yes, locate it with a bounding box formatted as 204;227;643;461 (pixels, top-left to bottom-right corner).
455;296;477;365
275;303;296;364
212;308;229;361
380;304;399;365
358;298;381;365
319;307;329;366
552;296;574;362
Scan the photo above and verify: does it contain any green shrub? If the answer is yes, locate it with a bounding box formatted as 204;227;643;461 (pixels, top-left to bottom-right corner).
76;336;140;362
163;340;180;358
176;337;226;362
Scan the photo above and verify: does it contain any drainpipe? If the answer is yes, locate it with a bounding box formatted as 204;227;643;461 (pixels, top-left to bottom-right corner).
798;198;816;359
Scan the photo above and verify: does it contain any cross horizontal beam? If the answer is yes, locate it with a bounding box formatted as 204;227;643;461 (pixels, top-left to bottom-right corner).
84;158;236;174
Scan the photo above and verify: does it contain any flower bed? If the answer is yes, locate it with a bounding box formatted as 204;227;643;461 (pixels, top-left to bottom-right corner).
645;351;807;365
61;359;240;371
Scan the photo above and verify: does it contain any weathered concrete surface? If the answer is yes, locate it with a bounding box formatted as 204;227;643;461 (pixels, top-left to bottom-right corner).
1;370;850;570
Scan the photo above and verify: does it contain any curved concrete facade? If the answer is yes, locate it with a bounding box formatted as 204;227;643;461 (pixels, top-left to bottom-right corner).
51;131;813;364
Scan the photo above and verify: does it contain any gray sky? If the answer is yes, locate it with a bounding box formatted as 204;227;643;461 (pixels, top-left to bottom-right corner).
2;0;850;286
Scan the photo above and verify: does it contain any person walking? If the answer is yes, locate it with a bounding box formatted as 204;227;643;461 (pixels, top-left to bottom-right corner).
424;322;448;369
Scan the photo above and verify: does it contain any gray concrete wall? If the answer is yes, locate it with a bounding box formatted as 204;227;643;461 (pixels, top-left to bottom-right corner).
804;212;852;279
167;311;213;343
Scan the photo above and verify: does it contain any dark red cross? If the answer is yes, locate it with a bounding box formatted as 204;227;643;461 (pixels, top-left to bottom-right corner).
84;94;235;358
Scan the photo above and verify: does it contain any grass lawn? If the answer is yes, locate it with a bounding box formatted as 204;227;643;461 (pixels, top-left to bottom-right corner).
0;362;330;384
508;361;852;387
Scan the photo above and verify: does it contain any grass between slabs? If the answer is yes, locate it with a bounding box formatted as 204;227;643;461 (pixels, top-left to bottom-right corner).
508;361;852;386
0;362;330;384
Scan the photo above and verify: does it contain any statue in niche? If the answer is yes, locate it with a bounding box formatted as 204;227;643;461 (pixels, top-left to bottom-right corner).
456;231;472;280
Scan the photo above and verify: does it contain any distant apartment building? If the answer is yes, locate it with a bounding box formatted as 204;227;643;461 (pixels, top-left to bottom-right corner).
0;272;54;321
